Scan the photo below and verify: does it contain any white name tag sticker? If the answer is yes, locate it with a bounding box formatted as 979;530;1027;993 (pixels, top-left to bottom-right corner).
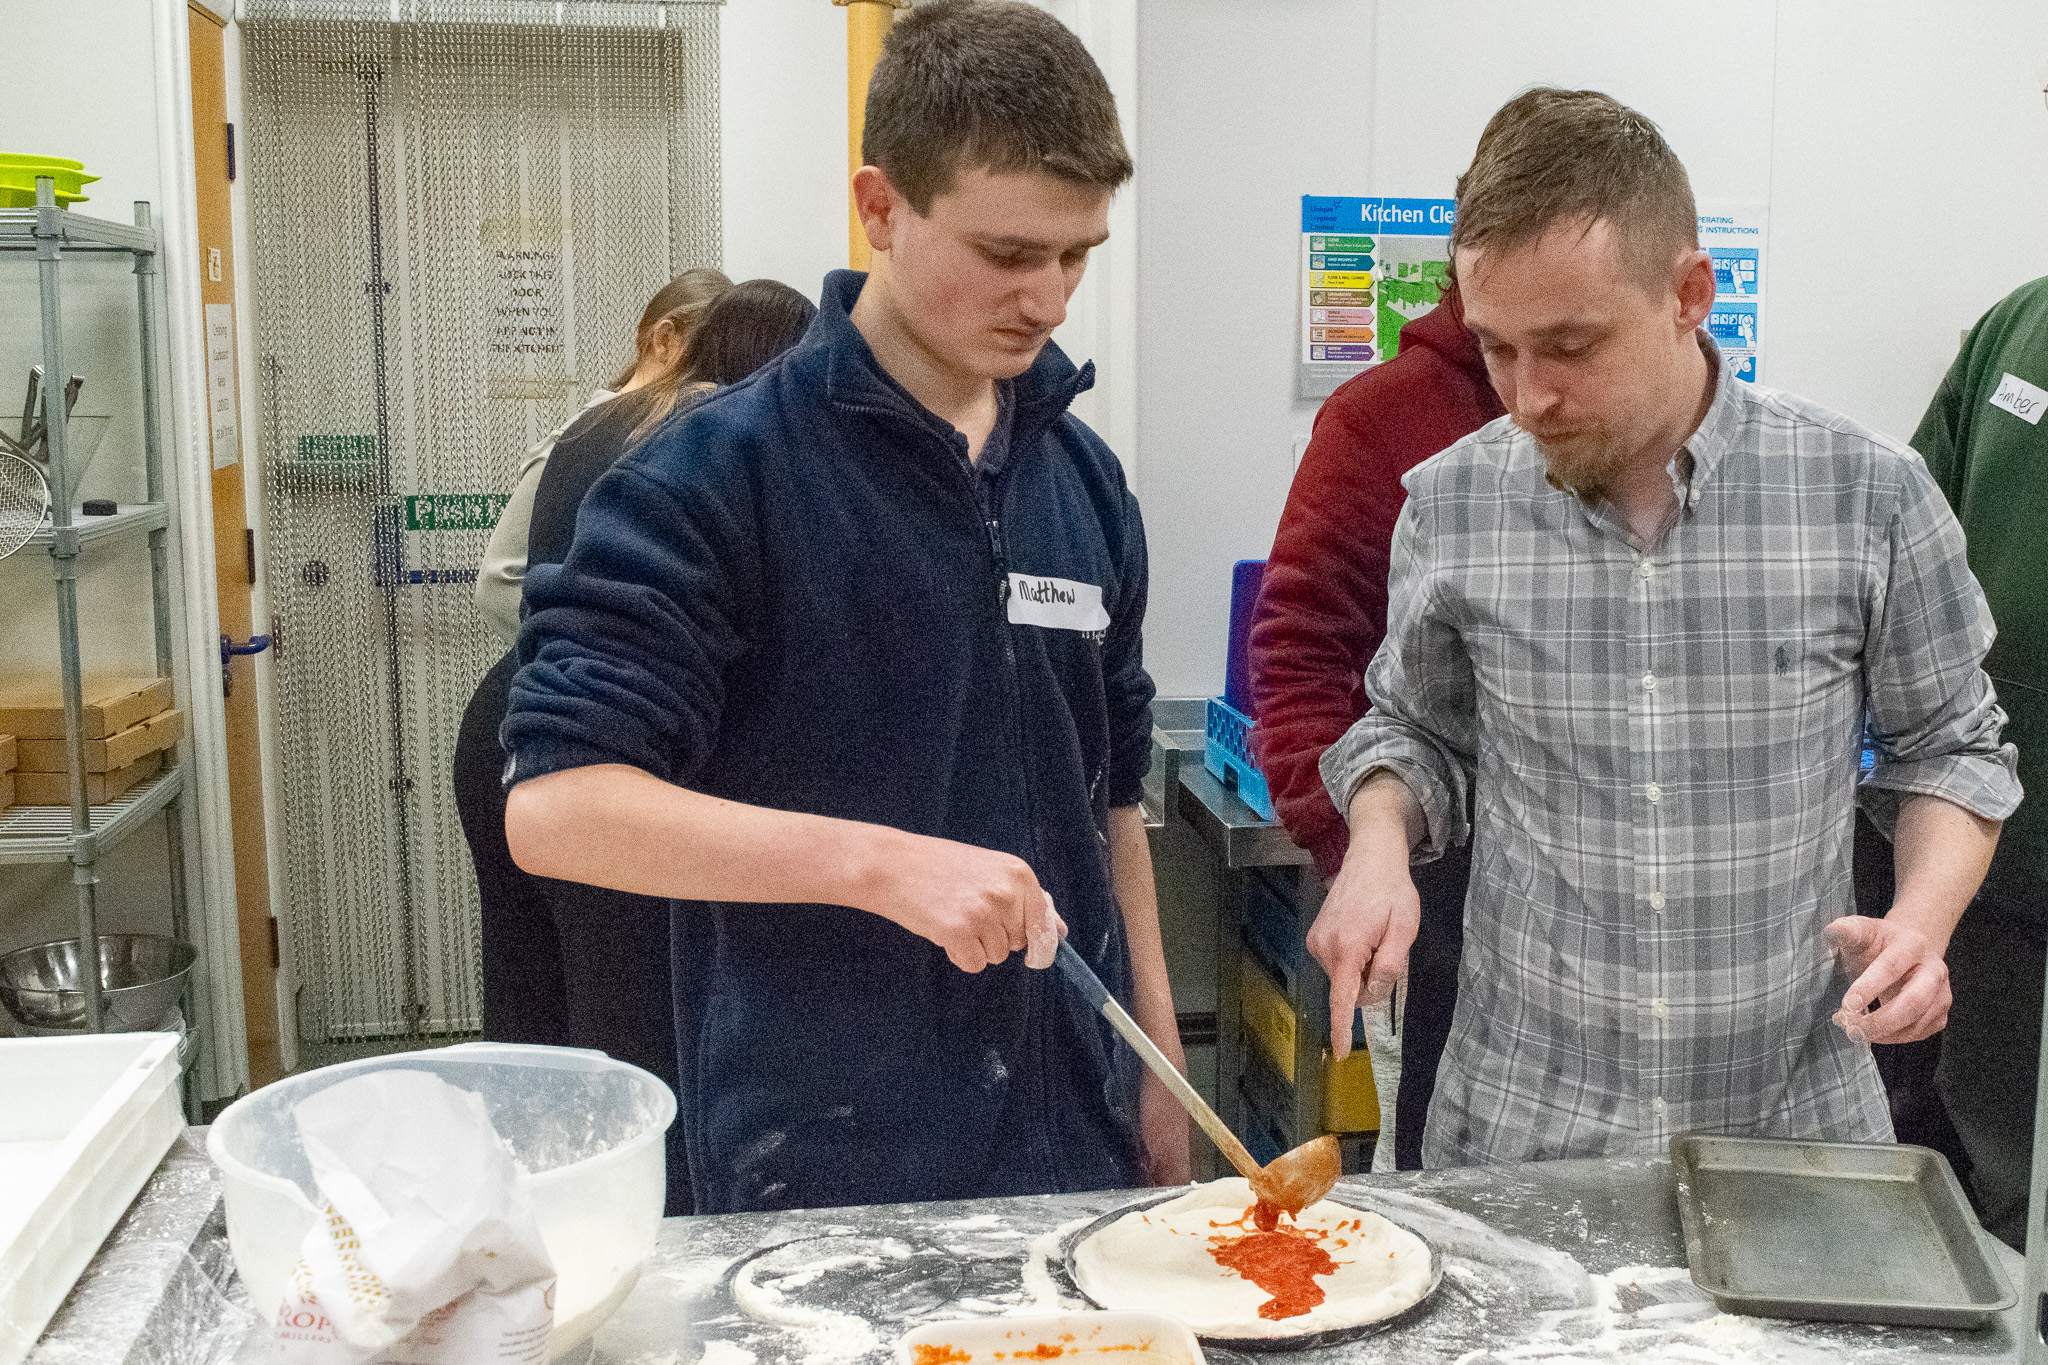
1989;371;2047;425
1007;573;1111;631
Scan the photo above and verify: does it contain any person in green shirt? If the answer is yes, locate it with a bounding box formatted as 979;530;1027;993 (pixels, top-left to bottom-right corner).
1911;273;2048;1251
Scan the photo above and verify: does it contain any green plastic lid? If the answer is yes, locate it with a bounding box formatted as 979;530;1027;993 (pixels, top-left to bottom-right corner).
0;155;98;209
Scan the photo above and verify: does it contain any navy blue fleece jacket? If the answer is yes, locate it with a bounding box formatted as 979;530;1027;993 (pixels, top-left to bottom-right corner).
503;270;1155;1211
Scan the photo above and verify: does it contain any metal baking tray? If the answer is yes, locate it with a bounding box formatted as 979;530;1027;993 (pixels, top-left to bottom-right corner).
1058;1188;1443;1352
1670;1134;2016;1328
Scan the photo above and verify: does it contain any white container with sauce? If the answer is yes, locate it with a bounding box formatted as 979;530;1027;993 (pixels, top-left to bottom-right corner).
897;1311;1206;1365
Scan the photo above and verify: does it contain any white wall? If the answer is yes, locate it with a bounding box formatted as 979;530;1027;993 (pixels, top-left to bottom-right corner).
1136;0;2048;697
1768;2;2048;432
720;0;851;299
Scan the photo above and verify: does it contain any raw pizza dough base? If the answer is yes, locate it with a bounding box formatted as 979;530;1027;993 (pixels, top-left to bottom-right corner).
1071;1177;1434;1339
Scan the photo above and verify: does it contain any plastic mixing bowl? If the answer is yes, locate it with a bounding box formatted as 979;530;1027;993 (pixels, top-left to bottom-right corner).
207;1042;675;1359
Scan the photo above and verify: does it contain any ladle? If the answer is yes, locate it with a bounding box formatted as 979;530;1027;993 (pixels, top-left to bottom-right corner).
1054;940;1342;1224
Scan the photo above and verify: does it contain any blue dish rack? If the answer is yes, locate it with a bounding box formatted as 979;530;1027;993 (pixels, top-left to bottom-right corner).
1203;696;1276;820
1203;558;1277;820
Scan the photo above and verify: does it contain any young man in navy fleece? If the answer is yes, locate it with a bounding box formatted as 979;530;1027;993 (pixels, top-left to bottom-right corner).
501;0;1189;1213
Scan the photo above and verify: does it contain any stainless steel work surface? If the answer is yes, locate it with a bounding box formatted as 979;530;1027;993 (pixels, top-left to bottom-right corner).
1671;1134;2017;1329
42;1136;2032;1364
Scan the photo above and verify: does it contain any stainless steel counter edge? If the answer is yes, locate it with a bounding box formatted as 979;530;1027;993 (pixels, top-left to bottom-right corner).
1148;697;1311;868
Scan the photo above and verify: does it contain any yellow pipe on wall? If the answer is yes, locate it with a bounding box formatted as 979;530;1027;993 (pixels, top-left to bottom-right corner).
836;0;907;270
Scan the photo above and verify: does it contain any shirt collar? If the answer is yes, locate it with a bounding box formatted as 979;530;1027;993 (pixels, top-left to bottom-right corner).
809;269;1093;450
1676;330;1744;514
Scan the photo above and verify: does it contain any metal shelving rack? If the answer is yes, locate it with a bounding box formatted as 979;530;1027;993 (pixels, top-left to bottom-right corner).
1;180;194;1107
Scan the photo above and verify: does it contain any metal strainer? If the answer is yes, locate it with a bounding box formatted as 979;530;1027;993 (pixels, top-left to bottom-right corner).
0;450;50;560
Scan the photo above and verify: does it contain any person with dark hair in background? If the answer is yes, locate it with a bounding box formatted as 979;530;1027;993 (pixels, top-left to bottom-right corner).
1309;88;2017;1168
452;277;811;1215
476;267;731;645
528;281;819;561
501;0;1188;1213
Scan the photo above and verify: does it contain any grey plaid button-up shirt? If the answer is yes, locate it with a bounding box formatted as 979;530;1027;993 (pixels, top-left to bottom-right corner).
1323;342;2021;1168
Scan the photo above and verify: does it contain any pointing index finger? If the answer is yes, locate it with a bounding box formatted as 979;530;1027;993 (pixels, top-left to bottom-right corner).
1329;960;1363;1062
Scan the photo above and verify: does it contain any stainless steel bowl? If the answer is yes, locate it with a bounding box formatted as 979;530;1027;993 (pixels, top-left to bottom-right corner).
0;933;196;1032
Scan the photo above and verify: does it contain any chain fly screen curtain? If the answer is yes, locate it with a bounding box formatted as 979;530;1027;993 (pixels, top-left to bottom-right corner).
242;0;720;1042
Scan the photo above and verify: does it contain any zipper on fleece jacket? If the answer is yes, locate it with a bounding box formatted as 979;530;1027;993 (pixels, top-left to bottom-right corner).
943;427;1068;1193
834;397;1112;1190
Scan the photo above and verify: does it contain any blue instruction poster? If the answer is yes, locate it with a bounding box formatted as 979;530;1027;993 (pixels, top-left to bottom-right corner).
1698;203;1768;383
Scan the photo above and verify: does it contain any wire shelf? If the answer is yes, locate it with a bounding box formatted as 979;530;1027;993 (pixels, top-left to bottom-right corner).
0;765;186;866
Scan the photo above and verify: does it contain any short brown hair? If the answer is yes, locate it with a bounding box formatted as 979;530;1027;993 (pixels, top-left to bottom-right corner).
862;0;1132;214
1451;88;1697;290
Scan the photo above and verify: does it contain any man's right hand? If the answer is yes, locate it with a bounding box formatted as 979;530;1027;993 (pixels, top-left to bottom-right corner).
1305;772;1425;1059
869;832;1062;973
1308;851;1420;1060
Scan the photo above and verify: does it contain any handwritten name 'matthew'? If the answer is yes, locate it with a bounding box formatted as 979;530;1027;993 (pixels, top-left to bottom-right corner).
1016;578;1076;606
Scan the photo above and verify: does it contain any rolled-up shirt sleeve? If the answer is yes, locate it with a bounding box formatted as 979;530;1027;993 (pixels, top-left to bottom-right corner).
1856;454;2022;834
1319;493;1477;862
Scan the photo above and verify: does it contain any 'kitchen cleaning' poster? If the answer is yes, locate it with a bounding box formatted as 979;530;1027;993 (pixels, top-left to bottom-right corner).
1298;195;1454;400
1299;196;1769;398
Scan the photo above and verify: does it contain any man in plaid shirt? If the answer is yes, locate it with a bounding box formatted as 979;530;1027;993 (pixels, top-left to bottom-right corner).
1311;88;2021;1167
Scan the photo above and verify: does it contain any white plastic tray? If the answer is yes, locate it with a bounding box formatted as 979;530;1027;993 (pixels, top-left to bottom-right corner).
0;1032;182;1365
898;1312;1206;1365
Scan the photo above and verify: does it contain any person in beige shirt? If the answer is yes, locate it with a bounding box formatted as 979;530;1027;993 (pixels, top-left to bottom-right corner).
473;267;730;643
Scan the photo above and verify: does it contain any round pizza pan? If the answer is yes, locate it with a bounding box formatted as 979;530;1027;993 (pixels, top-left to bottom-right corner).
1057;1187;1445;1353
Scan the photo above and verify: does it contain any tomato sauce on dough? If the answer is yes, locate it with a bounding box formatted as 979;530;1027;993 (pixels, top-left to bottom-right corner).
1206;1213;1338;1320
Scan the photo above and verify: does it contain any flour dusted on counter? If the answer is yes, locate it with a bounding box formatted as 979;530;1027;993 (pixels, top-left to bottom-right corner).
272;1070;556;1364
731;1256;880;1364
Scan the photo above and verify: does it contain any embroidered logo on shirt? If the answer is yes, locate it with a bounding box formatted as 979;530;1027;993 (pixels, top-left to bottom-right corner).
1774;643;1793;676
1006;573;1111;632
1988;372;2047;426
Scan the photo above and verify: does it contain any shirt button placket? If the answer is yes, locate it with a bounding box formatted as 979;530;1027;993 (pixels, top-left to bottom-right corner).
1634;557;1664;1122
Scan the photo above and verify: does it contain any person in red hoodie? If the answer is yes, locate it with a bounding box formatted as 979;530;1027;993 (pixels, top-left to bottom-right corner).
1248;282;1503;1168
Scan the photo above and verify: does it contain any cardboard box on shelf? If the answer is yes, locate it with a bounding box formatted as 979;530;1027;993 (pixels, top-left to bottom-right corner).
13;751;163;807
0;677;176;742
16;709;185;775
0;733;14;774
0;771;13;813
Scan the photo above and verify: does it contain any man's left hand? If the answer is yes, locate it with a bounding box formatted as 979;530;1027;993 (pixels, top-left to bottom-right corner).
1824;916;1951;1045
1139;1071;1193;1186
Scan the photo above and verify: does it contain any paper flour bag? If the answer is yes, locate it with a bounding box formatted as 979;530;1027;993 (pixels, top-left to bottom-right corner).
271;1070;557;1364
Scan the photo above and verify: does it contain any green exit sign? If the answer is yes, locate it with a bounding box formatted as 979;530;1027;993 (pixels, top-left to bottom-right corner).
403;493;508;531
297;434;375;462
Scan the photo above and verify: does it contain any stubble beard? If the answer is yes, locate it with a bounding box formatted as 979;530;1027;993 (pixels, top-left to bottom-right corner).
1524;422;1632;504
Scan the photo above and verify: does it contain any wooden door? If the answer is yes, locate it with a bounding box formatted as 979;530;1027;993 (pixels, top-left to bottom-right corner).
190;3;283;1086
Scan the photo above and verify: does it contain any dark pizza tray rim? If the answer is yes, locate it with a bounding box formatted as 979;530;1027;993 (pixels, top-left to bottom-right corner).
1669;1133;2016;1329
